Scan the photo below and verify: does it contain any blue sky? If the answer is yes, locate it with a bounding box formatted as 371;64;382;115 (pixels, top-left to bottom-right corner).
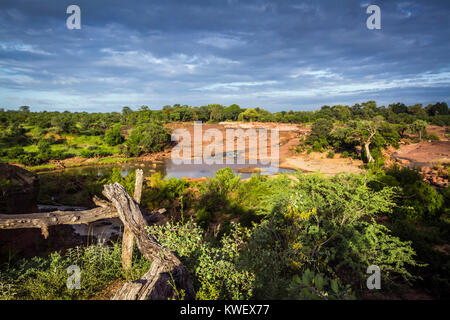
0;0;449;112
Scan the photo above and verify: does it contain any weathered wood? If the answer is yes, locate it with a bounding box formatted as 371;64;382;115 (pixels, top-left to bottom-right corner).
133;169;144;204
0;206;117;238
103;183;195;300
121;169;144;270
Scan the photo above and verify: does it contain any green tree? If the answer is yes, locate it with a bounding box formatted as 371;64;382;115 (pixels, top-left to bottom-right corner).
347;117;383;163
104;124;124;146
409;120;427;140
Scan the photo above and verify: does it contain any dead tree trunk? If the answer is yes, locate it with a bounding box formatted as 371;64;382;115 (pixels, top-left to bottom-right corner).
103;182;195;300
0;196;116;238
121;169;144;271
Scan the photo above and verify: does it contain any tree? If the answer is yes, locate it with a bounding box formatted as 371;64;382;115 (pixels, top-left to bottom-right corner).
238;108;260;122
223;104;242;121
389;103;408;115
348;117;384;163
425;102;449;116
209;104;225;122
409;120;427;140
19;106;30;113
122;106;133;115
104;124;124;146
310;118;333;139
123;123;170;156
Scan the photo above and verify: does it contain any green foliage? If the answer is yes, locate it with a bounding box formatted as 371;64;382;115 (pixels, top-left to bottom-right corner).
196;168;241;224
388;219;450;299
327;150;335;159
146;220;255;300
104;124;124;146
102;168;136;196
288;269;355;300
373;166;445;220
143;172;190;211
307;118;333;149
242;172;419;292
0;241;150;300
80;146;113;158
123;122;170;156
409;120;428;140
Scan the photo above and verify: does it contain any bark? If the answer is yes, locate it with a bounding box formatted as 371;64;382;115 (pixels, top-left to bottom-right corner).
121;169;143;271
103;183;195;300
364;141;374;163
0;203;116;238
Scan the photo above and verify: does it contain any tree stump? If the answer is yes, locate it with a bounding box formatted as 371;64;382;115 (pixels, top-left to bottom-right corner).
103;182;195;300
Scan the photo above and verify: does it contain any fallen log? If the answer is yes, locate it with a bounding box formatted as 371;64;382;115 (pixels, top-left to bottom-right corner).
0;203;117;238
103;182;195;300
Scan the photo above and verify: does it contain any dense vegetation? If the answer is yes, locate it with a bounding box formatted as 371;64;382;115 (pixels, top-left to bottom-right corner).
1;167;448;300
0;101;448;300
0;101;448;168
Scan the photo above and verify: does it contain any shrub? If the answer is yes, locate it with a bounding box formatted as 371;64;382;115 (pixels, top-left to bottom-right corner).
6;146;25;159
146;220;255;300
104;124;124;146
0;241;150;300
425;134;440;141
327;150;335;159
123;122;170;156
375;166;445;220
312;141;323;152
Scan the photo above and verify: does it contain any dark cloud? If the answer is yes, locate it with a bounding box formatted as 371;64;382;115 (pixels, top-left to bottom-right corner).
0;0;449;112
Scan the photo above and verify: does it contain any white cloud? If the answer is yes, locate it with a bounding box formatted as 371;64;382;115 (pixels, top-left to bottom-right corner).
197;35;245;49
193;80;278;91
96;48;238;75
289;68;342;80
0;42;52;56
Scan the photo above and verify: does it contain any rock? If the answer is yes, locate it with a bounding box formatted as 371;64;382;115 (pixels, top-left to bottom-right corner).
422;167;432;174
158;208;167;214
0;164;40;214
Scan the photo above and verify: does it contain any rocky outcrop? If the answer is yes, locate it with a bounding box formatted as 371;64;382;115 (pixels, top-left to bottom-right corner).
0;163;39;214
421;166;449;188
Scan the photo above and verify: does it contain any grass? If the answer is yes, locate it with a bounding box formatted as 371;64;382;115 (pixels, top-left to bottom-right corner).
28;164;59;171
0;240;151;300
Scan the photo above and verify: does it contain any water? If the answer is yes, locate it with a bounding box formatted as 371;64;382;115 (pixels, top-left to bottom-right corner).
39;158;294;180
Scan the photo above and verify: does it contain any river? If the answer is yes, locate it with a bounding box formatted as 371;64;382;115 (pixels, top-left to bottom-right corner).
38;158;294;180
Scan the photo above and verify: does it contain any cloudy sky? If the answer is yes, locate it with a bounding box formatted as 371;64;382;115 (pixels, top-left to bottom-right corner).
0;0;449;112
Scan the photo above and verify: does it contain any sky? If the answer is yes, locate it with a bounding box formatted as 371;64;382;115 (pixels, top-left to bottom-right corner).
0;0;449;112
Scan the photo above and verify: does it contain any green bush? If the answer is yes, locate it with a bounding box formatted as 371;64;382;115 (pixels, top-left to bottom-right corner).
374;166;445;220
0;242;150;300
425;134;440;141
146;220;255;300
123;122;170;156
327;150;335;159
6;146;25;159
104;124;124;146
312;141;323;152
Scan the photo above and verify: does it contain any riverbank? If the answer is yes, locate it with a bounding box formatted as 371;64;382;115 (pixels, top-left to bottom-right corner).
10;121;367;176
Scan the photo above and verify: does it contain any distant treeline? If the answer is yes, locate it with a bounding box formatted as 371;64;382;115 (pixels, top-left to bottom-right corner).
0;101;448;136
